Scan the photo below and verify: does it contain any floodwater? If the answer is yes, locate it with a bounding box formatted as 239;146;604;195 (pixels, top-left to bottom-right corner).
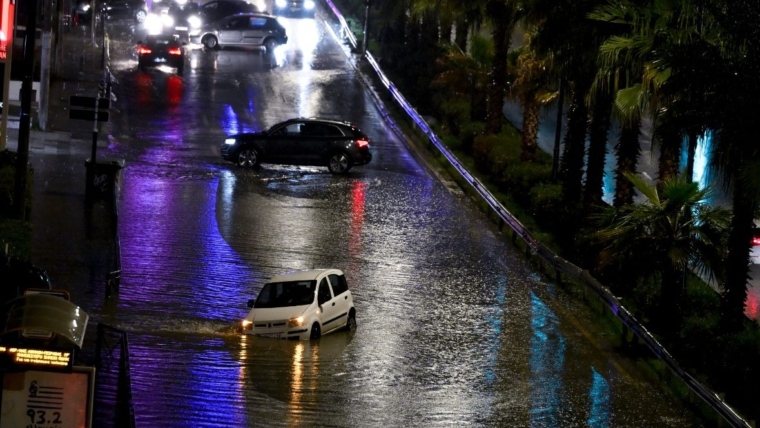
30;10;706;428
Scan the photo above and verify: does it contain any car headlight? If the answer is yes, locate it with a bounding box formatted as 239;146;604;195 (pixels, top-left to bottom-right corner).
241;320;252;330
188;15;201;29
305;0;315;9
224;138;237;145
161;14;174;27
275;0;286;7
287;316;304;328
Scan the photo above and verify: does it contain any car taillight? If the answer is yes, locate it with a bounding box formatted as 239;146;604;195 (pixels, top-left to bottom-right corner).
137;46;152;55
355;138;369;149
752;236;760;246
168;47;182;56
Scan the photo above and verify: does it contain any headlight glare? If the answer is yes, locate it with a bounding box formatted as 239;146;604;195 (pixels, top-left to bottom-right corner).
305;0;315;9
188;15;201;29
241;320;252;329
224;138;237;145
275;0;286;7
287;316;304;328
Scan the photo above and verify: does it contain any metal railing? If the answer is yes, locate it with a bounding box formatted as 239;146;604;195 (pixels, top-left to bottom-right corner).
322;2;753;427
94;323;136;428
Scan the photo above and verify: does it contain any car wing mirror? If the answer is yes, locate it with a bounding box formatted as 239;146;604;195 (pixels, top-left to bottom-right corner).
247;299;254;308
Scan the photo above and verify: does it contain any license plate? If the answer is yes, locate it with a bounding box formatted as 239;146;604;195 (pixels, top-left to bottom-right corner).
258;333;280;339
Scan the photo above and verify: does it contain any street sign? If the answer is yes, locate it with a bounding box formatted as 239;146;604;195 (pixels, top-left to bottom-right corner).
69;95;110;109
68;109;109;122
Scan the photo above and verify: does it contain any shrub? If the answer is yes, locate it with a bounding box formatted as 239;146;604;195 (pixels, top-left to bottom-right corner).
502;161;553;202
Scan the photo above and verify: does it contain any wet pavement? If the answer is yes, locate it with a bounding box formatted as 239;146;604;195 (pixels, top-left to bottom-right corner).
4;10;712;428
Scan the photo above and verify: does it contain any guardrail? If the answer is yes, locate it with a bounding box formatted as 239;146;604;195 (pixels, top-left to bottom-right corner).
323;1;753;427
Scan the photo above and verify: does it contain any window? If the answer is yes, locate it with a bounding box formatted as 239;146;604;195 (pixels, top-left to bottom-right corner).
317;278;333;304
249;17;268;28
303;123;343;137
329;274;348;296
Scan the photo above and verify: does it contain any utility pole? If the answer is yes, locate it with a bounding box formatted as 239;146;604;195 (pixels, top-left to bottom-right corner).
39;0;53;130
13;0;39;219
361;0;369;55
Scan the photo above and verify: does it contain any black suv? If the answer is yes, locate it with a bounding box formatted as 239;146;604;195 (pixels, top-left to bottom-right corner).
221;118;372;174
198;0;259;25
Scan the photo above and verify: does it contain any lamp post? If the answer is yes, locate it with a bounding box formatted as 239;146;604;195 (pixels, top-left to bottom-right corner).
361;0;369;54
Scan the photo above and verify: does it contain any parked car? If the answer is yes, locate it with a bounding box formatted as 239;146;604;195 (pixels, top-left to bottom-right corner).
241;269;357;340
751;227;760;264
198;0;259;25
273;0;315;17
136;34;186;74
102;0;149;23
189;12;287;51
221;118;372;174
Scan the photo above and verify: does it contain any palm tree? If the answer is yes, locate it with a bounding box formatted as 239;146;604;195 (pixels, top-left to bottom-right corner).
412;0;519;135
594;173;730;334
431;34;493;135
508;28;557;163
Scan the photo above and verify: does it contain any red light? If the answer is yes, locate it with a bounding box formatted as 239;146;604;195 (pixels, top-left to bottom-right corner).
137;46;152;55
355;138;369;149
752;236;760;246
168;47;182;56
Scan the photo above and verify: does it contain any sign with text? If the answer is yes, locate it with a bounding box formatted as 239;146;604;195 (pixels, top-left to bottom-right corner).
0;346;73;369
0;367;94;428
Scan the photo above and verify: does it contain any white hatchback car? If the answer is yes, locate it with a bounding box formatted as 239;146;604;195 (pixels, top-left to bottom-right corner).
241;269;356;340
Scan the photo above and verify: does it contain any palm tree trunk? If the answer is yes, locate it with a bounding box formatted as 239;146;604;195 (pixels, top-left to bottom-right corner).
723;173;755;330
613;119;641;208
560;84;590;203
584;87;613;208
684;131;698;182
520;93;540;162
657;127;682;182
659;264;684;336
485;0;515;134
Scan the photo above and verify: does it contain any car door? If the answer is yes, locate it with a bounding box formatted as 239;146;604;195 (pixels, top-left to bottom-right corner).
218;15;245;45
327;273;351;318
265;121;306;165
316;277;343;334
298;123;343;166
242;16;268;47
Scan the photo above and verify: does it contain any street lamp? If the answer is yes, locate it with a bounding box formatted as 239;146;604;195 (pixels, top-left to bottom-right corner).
362;0;369;54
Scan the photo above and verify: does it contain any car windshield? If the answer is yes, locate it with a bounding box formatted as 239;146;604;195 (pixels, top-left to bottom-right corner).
254;280;316;308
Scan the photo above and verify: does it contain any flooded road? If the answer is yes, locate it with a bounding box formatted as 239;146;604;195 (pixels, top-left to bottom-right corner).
33;11;705;427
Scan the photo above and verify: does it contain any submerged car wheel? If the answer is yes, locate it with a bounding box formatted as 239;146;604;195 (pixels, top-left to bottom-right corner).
203;35;219;50
310;323;321;340
345;310;357;332
264;38;277;52
328;152;352;174
237;149;259;168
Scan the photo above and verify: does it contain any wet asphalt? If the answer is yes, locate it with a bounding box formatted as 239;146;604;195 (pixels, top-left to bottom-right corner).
6;10;710;428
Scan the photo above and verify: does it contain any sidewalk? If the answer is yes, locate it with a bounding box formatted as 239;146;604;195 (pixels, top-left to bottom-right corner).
4;23;118;305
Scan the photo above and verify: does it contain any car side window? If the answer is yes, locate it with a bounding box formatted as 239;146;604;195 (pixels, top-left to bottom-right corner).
271;123;303;136
329;274;348;296
317;278;332;304
303;124;342;137
249;17;267;28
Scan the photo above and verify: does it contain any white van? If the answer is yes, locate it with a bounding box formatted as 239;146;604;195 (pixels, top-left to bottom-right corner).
241;269;356;340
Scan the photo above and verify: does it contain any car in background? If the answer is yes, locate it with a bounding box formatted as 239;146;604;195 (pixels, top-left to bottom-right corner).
103;0;149;23
189;13;287;51
241;269;357;340
273;0;315;17
221;118;372;174
198;0;259;25
752;227;760;264
136;34;186;74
